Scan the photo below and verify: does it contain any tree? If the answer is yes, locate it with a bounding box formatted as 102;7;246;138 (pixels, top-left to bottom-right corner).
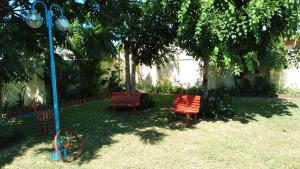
0;0;33;106
0;0;90;106
177;0;298;102
87;0;178;92
128;0;179;91
115;0;179;92
67;21;116;97
115;0;144;92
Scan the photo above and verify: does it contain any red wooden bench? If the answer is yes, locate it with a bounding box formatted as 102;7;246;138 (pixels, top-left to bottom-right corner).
111;92;141;115
32;99;54;135
35;109;55;135
166;94;201;125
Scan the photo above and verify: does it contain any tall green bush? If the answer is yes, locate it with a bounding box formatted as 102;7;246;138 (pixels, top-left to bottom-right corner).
201;89;235;119
156;79;176;94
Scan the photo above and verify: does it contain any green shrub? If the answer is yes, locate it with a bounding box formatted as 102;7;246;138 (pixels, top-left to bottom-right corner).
63;85;82;101
225;87;241;96
186;86;203;95
202;90;235;119
0;100;10;114
156;79;176;94
231;76;276;97
276;87;300;95
172;86;183;93
139;93;155;110
253;76;276;96
138;80;204;95
101;64;125;93
136;83;156;93
237;78;252;94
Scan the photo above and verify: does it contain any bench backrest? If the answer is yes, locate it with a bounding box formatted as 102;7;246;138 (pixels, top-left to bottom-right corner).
173;94;201;113
112;92;141;106
36;109;54;122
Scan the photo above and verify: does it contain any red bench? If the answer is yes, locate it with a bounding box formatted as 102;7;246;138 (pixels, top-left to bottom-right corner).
35;109;54;135
166;94;201;125
112;92;141;115
32;99;54;135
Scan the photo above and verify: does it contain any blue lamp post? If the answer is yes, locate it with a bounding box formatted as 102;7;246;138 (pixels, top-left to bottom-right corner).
25;1;70;160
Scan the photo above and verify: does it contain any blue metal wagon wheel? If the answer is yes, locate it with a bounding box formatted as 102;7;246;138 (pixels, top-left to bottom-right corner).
54;128;82;162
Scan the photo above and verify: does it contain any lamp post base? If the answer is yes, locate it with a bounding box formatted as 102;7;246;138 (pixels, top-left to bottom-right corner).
51;151;65;161
51;149;68;161
51;151;62;161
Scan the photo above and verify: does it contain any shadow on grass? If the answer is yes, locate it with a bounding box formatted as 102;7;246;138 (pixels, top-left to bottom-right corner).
0;135;53;168
0;114;55;168
73;101;191;164
204;97;299;124
0;95;191;167
1;95;299;167
135;129;167;145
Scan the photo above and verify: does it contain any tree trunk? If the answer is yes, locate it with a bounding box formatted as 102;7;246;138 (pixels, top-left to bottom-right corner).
44;61;52;106
124;42;131;92
130;48;138;92
131;59;137;92
84;63;97;97
202;57;209;101
0;83;3;107
79;67;86;97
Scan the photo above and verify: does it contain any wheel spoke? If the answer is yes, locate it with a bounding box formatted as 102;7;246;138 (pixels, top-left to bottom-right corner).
54;128;82;162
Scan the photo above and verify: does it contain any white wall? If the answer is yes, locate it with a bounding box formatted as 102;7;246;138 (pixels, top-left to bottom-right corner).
176;52;202;88
281;68;300;88
3;68;46;106
140;52;202;88
138;51;300;90
270;67;300;89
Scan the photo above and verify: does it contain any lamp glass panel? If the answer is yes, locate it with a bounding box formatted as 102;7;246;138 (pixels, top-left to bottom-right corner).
25;11;43;28
55;16;70;31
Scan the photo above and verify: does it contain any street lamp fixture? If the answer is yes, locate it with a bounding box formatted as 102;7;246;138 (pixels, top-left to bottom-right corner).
25;4;70;31
25;1;81;162
55;15;70;31
25;10;43;28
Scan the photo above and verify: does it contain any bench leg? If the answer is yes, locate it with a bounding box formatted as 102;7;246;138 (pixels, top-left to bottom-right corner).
193;114;198;124
133;106;137;116
36;123;41;136
43;122;47;135
113;106;116;116
185;114;190;126
176;113;179;121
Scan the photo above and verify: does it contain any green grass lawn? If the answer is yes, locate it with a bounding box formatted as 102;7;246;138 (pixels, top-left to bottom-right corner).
1;94;300;169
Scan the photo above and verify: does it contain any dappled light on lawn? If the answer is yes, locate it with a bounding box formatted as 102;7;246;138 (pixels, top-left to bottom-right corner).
1;95;300;168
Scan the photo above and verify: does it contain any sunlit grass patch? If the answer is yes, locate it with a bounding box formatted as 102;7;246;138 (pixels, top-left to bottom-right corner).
1;95;300;169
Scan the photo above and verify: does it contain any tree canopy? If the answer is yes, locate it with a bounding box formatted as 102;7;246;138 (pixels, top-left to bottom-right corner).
178;0;298;74
176;0;299;99
86;0;179;92
1;0;299;104
67;20;116;96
